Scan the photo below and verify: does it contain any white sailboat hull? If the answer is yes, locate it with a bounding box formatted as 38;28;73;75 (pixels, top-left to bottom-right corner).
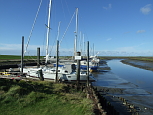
23;67;95;82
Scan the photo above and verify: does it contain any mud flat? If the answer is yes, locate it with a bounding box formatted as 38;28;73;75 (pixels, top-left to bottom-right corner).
92;69;153;115
121;59;153;71
94;85;153;115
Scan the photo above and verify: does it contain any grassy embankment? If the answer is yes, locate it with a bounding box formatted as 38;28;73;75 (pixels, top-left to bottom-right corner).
0;79;93;115
0;55;73;65
0;55;44;60
0;55;71;60
0;55;45;65
99;56;153;62
125;57;153;62
1;55;153;64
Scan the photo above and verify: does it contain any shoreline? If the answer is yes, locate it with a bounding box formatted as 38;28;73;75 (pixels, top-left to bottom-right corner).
121;59;153;71
94;85;153;115
93;59;153;115
1;58;153;114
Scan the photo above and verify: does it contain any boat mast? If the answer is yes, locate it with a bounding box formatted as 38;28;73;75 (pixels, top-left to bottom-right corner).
74;8;78;56
45;0;52;64
56;21;61;41
83;34;85;56
93;43;94;56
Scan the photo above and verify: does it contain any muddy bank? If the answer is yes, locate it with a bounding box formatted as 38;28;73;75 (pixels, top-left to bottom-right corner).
121;59;153;71
94;86;153;115
92;60;153;115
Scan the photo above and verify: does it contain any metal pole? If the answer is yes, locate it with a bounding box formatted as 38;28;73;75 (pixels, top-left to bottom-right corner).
45;0;52;64
76;52;81;85
74;8;78;58
55;40;59;82
21;36;24;73
37;47;40;68
93;43;94;56
87;41;89;86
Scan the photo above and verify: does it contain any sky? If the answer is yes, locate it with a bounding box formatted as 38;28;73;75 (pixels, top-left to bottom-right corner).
0;0;153;56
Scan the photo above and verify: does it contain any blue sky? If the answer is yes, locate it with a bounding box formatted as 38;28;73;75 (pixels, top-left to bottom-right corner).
0;0;153;56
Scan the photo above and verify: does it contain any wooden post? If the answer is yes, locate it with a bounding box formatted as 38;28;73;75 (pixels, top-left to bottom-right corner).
38;69;44;81
76;51;81;85
37;47;40;68
21;36;24;73
55;40;59;82
87;41;89;86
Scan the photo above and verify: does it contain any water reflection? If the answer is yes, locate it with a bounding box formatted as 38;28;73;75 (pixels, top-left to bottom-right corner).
92;59;153;113
92;59;153;93
107;59;153;94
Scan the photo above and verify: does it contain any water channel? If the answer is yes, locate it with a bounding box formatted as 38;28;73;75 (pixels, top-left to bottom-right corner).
92;59;153;114
110;59;153;93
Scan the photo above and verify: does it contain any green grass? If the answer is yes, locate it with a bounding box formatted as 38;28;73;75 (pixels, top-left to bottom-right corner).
0;55;45;60
127;57;153;62
0;79;93;115
99;56;153;62
0;55;72;60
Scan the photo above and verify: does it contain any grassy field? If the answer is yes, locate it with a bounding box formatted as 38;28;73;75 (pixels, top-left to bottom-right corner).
0;79;93;115
0;55;45;60
0;55;72;60
99;56;153;62
1;55;153;62
125;57;153;62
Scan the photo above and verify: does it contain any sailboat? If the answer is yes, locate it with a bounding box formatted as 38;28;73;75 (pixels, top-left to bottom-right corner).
73;43;99;72
53;7;100;72
22;0;96;82
79;55;100;72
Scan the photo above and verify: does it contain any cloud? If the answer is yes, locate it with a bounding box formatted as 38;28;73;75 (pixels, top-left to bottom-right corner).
0;43;44;51
140;4;152;15
0;43;21;50
98;50;153;56
0;43;73;56
116;46;136;52
136;30;146;33
106;38;112;41
103;4;112;10
115;43;146;53
0;43;41;55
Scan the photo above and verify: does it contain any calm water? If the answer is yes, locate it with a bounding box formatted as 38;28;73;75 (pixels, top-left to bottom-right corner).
92;59;153;114
93;59;153;94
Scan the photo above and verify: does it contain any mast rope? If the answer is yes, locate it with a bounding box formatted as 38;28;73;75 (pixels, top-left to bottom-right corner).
59;10;76;46
24;0;43;55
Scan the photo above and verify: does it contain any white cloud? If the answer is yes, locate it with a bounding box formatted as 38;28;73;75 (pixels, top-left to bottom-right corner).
116;46;136;52
0;43;73;56
136;30;146;33
106;38;112;41
103;4;112;10
98;44;151;56
140;4;152;15
0;43;44;51
0;43;40;55
116;43;146;52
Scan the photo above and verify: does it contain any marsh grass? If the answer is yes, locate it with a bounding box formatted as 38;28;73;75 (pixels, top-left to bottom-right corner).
0;55;44;60
0;79;93;115
0;55;71;60
99;56;153;62
128;57;153;62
